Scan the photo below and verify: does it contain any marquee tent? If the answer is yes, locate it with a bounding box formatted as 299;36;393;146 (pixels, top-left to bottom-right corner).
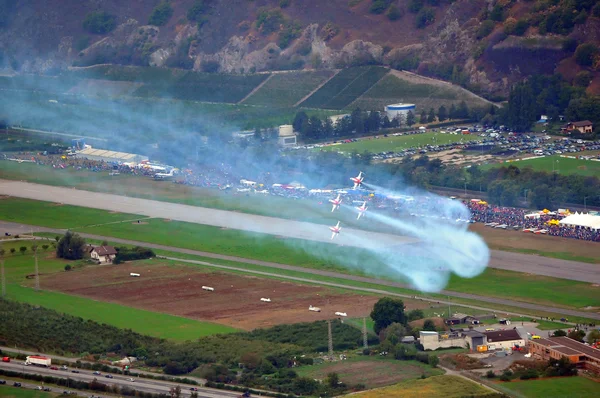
559;213;600;230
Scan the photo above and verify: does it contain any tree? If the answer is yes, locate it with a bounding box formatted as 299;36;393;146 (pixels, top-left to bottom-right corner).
9;248;15;255
42;244;49;251
552;329;567;337
407;309;425;321
19;246;26;255
406;110;415;126
427;108;436;123
437;105;448;122
387;5;403;21
456;101;469;119
370;0;390;14
293;111;308;133
449;104;457;119
428;354;439;367
327;372;340;388
83;11;116;34
370;297;407;334
567;329;586;342
380;322;407;345
149;1;174;26
187;0;210;24
507;83;536;132
574;43;599;67
56;231;86;260
586;329;600;344
64;264;72;271
415;7;435;29
422;319;436;331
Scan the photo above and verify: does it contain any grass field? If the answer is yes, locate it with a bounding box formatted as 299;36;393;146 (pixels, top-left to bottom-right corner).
317;132;482;153
485;155;600;177
350;72;491;111
498;376;600;398
243;70;335;107
350;375;493;398
295;356;443;388
300;66;389;109
1;198;599;311
0;386;54;398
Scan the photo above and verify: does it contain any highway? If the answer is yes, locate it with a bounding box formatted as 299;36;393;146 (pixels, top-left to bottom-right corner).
1;220;598;320
0;180;599;283
0;361;241;398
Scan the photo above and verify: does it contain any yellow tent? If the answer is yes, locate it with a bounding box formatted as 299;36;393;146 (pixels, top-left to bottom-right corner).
542;209;550;213
369;193;374;197
478;201;488;205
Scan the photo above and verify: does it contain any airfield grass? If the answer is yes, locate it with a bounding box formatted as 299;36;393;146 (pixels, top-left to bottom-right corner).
0;386;55;398
350;375;492;398
316;132;481;154
497;376;600;398
1;199;599;311
483;155;600;177
294;356;443;388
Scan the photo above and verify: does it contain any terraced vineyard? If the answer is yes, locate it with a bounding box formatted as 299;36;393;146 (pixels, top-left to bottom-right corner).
351;71;492;111
243;70;335;107
300;66;389;109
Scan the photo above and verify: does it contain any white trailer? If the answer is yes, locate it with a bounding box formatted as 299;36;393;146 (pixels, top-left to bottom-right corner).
260;298;271;302
202;286;215;291
130;273;140;277
309;305;321;312
335;312;347;317
25;356;51;367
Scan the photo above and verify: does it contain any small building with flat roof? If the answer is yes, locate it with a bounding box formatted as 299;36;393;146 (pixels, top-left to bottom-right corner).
528;336;600;375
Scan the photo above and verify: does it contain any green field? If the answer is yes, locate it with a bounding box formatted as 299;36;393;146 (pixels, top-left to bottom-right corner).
300;66;389;109
317;131;482;153
351;375;494;398
498;376;600;398
351;73;491;111
243;70;335;107
0;244;238;340
2;198;599;312
295;356;443;388
488;155;600;177
0;386;54;398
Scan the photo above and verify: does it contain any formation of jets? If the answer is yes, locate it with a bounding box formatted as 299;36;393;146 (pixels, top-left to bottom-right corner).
328;172;367;239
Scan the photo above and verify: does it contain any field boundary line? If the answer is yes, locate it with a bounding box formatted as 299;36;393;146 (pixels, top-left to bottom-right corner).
295;69;341;107
346;69;391;110
238;73;274;104
322;68;371;109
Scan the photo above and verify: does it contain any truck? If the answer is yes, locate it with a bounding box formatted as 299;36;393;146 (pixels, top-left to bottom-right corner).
25;356;51;367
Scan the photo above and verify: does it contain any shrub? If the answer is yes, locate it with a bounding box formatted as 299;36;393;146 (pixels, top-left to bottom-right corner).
477;20;495;39
573;71;592;87
148;1;173;26
256;7;284;34
387;5;404;21
64;264;72;271
513;19;529;36
83;11;116;34
370;0;391;14
279;0;291;8
408;0;424;14
563;37;578;52
415;7;435;29
113;246;156;264
486;370;495;378
187;0;210;24
575;43;599;67
200;60;220;73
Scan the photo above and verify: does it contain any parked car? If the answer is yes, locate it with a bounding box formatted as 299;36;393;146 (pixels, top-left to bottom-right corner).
50;366;58;370
93;371;101;375
13;382;22;387
105;374;114;379
0;380;6;385
71;369;80;373
126;378;135;382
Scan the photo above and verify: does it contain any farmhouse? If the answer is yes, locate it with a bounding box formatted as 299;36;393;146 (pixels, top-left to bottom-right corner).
528;336;600;375
87;245;117;264
561;120;593;134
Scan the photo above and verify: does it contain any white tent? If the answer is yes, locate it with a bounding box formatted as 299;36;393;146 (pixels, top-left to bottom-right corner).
559;213;600;230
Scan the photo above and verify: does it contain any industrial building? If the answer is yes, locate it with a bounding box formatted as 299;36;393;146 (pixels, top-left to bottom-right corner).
278;125;297;146
528;336;600;375
385;103;416;121
420;327;527;352
75;146;148;163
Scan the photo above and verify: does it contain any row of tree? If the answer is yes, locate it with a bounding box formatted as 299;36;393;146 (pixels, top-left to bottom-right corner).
291;101;475;141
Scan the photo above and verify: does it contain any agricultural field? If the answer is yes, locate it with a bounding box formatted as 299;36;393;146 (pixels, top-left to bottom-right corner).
487;155;600;177
317;131;482;153
0;386;54;398
300;66;389;109
351;71;492;111
497;376;600;398
350;375;494;398
243;70;335;107
37;261;386;330
295;356;443;388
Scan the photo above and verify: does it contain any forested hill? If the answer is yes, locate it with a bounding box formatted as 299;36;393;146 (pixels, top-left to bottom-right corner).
0;0;599;98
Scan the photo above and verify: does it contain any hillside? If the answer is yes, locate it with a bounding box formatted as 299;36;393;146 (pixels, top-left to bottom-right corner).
0;0;599;98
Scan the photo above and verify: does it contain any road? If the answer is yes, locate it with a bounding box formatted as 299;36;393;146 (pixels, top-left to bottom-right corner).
0;179;598;284
0;362;239;398
1;220;598;321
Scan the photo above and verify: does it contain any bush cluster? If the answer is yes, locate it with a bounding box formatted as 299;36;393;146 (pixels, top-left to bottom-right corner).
113;246;155;264
83;11;116;34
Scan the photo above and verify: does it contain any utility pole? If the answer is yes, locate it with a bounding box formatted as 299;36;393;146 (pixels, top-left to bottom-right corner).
327;319;334;360
34;246;40;291
362;318;368;350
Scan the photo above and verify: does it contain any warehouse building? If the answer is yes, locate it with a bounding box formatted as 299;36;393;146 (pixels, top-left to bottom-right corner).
483;329;526;351
385;103;416;121
528;336;600;375
75;146;148;163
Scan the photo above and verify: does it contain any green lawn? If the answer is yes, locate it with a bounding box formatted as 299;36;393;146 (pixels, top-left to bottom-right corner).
484;155;600;177
316;132;481;154
295;356;443;388
509;317;569;330
498;376;600;398
350;375;492;398
243;70;334;107
0;386;55;398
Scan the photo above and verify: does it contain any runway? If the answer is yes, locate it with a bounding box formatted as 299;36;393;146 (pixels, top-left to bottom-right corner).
1;179;599;284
